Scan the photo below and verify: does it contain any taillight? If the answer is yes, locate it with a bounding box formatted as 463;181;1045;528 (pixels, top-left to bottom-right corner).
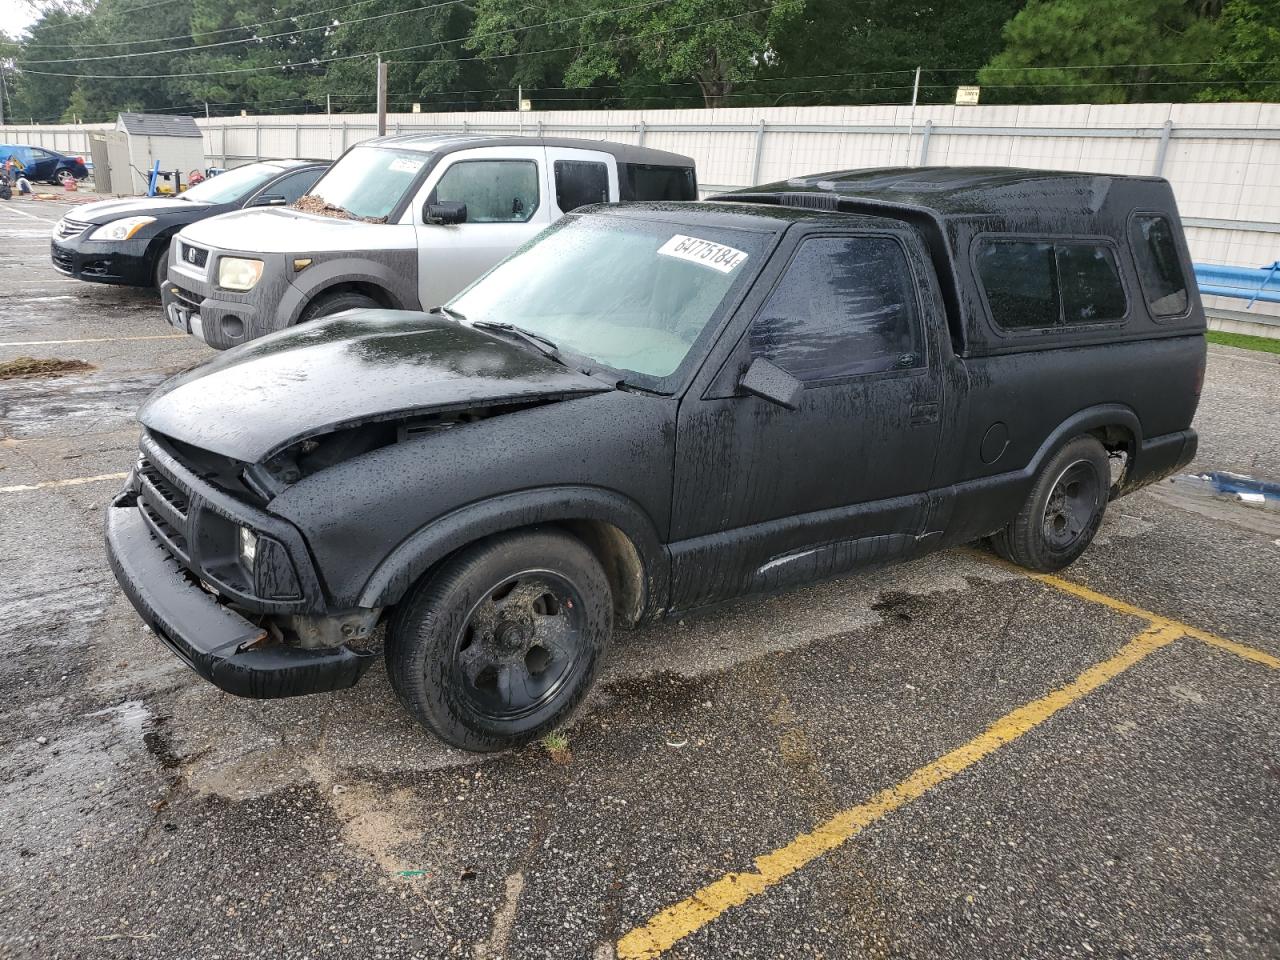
74;157;84;165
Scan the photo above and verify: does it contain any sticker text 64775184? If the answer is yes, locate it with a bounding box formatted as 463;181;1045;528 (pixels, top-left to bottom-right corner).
657;234;749;274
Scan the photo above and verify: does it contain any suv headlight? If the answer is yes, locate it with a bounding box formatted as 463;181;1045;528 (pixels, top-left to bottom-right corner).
88;216;155;241
218;257;265;291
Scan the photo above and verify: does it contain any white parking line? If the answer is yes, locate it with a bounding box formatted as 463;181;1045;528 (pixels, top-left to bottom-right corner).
0;205;60;223
0;334;186;347
0;472;128;494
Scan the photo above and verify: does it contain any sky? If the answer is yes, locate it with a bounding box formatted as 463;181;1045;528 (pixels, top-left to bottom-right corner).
1;0;41;41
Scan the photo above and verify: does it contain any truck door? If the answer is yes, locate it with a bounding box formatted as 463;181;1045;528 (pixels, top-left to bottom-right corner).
543;147;618;215
413;145;552;309
668;229;946;609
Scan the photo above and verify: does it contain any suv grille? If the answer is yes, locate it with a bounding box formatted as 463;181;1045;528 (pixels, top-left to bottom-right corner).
179;242;208;268
54;217;90;241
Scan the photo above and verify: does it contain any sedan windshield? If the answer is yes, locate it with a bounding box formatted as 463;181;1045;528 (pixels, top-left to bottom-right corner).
450;215;765;389
182;163;280;204
303;146;430;221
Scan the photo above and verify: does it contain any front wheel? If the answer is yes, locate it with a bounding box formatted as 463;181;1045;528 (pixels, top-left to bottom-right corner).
386;530;612;751
152;244;170;293
299;289;379;323
990;435;1110;572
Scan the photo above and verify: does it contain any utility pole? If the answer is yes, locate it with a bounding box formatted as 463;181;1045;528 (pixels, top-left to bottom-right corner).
0;70;6;128
204;101;210;119
376;57;388;136
904;66;922;167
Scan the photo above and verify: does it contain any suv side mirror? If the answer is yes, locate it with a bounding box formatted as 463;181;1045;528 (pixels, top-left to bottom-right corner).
251;194;287;207
424;200;467;225
738;356;803;410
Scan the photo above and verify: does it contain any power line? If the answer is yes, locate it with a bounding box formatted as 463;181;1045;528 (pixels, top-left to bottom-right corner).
17;0;691;79
22;0;468;64
19;0;398;50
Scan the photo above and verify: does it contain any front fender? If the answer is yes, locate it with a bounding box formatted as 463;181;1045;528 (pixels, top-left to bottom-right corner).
281;252;419;325
357;485;669;615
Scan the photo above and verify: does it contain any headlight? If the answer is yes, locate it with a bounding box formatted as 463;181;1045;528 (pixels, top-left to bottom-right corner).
218;257;265;291
88;216;155;241
238;526;258;568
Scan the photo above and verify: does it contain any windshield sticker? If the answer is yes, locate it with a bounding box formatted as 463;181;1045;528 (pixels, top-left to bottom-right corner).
657;234;749;274
388;157;425;174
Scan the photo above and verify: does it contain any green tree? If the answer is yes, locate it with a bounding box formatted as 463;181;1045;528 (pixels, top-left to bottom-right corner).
977;0;1224;103
466;0;807;108
1200;0;1280;101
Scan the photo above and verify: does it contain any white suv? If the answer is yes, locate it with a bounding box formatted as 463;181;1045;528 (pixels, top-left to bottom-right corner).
162;135;697;349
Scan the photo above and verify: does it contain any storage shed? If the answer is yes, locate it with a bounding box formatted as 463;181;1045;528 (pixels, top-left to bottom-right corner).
112;113;207;194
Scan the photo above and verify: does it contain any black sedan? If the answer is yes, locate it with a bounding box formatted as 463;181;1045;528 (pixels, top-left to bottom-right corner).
50;159;327;290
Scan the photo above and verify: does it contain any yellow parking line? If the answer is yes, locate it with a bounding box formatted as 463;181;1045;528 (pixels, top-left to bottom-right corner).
0;472;128;494
1028;570;1278;671
616;622;1184;960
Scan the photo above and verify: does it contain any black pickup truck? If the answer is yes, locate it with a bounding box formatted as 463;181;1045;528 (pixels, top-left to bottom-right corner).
106;167;1205;751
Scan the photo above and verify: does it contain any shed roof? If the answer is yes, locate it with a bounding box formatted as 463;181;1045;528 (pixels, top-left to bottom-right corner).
117;113;203;138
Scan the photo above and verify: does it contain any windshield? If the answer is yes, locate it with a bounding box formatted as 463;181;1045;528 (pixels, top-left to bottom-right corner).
183;163;280;204
450;214;766;389
303;146;430;221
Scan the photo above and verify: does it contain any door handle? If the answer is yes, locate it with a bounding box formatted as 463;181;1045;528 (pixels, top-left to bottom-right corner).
909;401;939;426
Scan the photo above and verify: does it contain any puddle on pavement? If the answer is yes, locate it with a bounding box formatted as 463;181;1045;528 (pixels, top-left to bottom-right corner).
1149;470;1280;538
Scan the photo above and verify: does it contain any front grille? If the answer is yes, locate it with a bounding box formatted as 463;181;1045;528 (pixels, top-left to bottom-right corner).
180;242;208;268
137;455;191;563
54;217;90;241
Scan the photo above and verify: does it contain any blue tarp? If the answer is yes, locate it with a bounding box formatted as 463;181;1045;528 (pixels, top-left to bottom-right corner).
1194;261;1280;308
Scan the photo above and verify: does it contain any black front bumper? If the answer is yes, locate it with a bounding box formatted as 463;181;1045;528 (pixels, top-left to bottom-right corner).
105;496;376;699
51;237;154;286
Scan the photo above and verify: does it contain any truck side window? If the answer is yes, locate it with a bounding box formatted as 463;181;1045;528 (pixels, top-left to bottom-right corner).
750;236;922;382
977;241;1059;330
1129;214;1189;317
979;240;1126;330
433;160;539;223
1057;243;1127;324
554;160;608;212
620;163;697;201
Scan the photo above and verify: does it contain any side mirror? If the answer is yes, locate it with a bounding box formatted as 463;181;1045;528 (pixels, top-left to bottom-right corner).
424;200;467;225
738;356;803;410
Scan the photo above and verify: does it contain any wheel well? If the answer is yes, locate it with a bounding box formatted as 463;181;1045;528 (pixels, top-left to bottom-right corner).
558;520;647;626
308;281;397;310
1088;424;1136;495
386;519;649;628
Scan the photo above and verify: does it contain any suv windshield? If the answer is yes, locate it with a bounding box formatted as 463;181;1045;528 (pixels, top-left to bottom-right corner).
450;214;766;389
303;146;430;221
183;163;280;204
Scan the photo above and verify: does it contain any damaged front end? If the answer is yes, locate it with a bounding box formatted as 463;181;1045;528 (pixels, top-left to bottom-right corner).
105;431;380;698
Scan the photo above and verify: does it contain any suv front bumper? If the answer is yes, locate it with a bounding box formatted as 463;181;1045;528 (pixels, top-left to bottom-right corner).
163;243;287;349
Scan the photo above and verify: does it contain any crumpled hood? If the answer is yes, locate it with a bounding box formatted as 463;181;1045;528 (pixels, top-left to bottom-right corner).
74;196;208;225
179;207;415;254
139;310;609;463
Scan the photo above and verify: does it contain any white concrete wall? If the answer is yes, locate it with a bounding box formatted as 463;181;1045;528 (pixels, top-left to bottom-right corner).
4;102;1278;331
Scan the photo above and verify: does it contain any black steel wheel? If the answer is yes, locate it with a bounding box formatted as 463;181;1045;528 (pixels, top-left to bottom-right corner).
990;435;1110;572
386;530;611;751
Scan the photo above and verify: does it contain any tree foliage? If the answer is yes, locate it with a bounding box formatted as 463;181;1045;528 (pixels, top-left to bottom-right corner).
0;0;1277;124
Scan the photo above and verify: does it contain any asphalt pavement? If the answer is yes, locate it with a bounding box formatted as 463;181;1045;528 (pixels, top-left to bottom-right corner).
1;196;1277;960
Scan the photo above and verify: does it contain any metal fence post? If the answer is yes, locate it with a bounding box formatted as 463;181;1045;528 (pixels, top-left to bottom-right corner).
295;123;302;158
637;119;647;147
919;119;933;166
750;119;767;186
254;122;261;161
1154;119;1173;176
341;121;349;151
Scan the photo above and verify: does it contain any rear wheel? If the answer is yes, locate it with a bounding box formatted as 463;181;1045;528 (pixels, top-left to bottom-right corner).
990;435;1110;572
386;530;612;751
56;168;76;186
300;289;379;323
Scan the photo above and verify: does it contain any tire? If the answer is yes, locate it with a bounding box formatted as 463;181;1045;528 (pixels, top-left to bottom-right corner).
990;435;1110;573
300;290;379;323
152;244;170;293
386;530;612;752
56;168;76;185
